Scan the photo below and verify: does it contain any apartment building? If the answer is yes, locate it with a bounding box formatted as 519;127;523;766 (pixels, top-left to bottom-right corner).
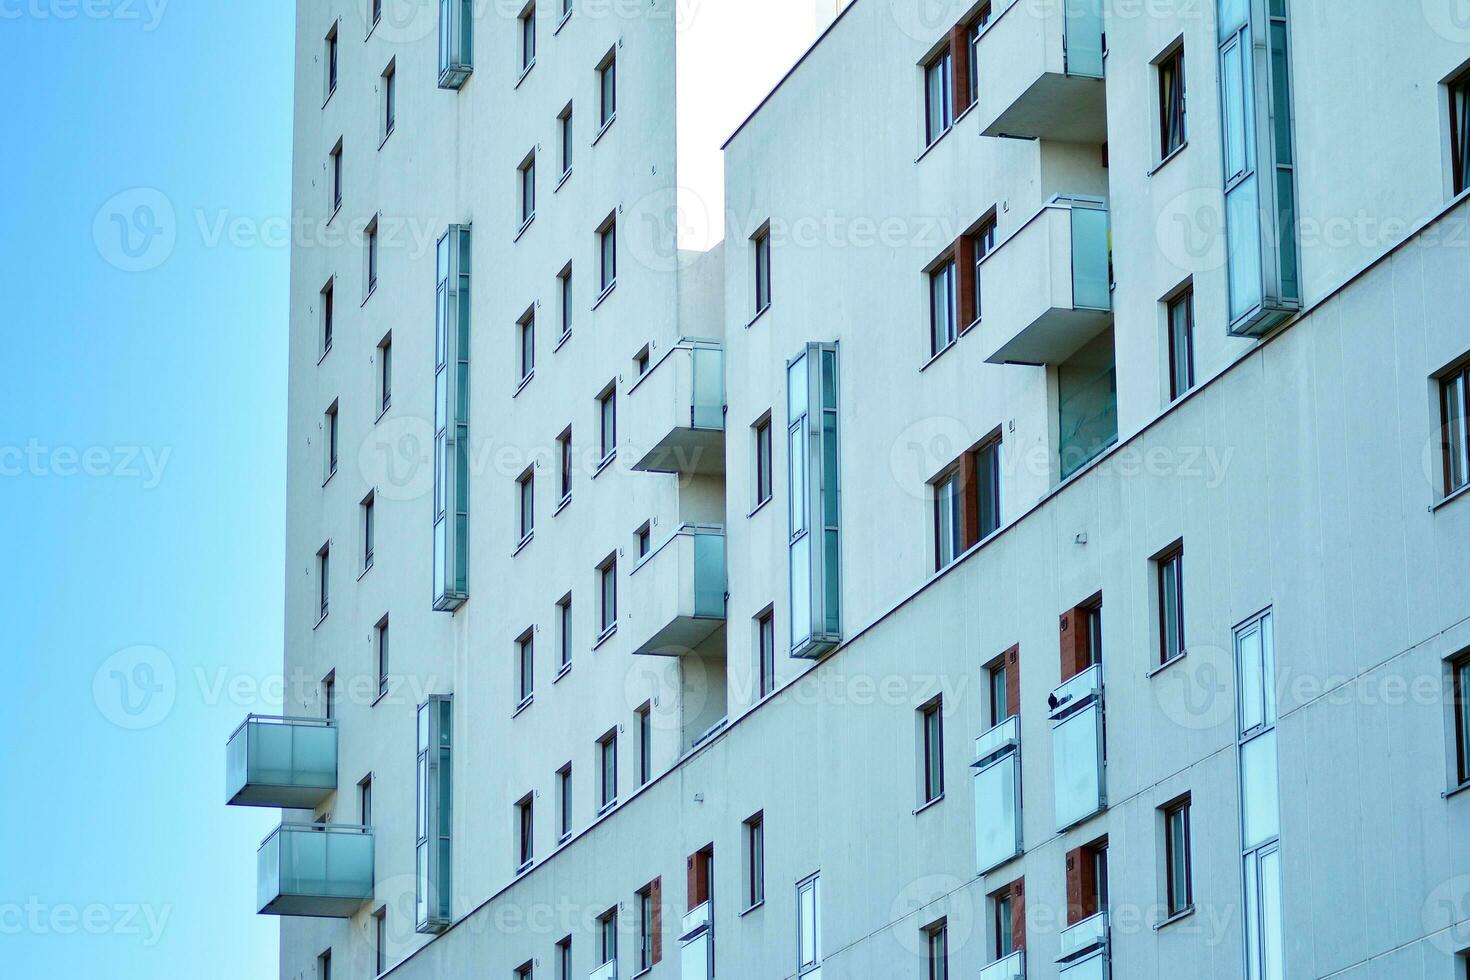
228;0;1470;978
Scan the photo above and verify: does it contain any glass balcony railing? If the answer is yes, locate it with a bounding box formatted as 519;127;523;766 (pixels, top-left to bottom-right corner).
975;0;1106;142
1058;911;1110;978
979;949;1026;980
972;715;1023;873
1050;664;1106;830
226;714;338;809
626;524;727;658
588;961;617;980
258;822;374;918
628;340;726;476
680;901;714;980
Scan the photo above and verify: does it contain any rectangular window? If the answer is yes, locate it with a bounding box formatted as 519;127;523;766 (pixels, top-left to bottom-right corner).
599;555;618;636
330;141;343;213
433;227;472;612
636;882;657;970
320;279;334;356
317;545;330;620
516;794;534;869
1167;287;1196;400
557;593;573;670
1157;543;1185;665
1452;68;1470;196
518;469;535;543
1159;43;1187;158
382;60;397;142
558;264;573;338
924;50;953;145
599;729;618;810
520;2;536;73
1441;362;1470;496
754;225;772;314
636;522;652;559
1454;652;1470;788
556;428;573;502
976;436;1001;539
438;0;473;89
374;908;386;975
365;216;379;295
557;763;572;840
637;701;652;785
598;215;617;293
787;344;841;659
796;873;821;974
318;948;332;980
324;402;338;480
965;6;990;105
359;775;373;826
598;907;618;965
921;697;944;803
378;333;392;414
519;154;536;227
598;50;616;127
993;888;1014;957
556;937;572;980
933;435;1001;570
514;963;532;980
558;104;573;178
1164;795;1193;916
1235;610;1283;980
987;656;1009;724
757;609;776;698
744;812;765;908
325;23;338;101
376;617;390;698
322;672;335;720
754;414;773;506
933;469;962;570
518;308;535;383
415;696;453;933
599;385;617;460
361;493;375;570
929;258;957;355
925;920;948;980
969;216;996;324
517;630;535;705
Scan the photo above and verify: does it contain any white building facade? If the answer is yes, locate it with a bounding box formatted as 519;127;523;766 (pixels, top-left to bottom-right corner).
231;0;1470;977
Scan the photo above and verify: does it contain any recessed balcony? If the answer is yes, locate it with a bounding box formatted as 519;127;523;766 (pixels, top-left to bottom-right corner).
978;196;1111;367
226;714;337;809
627;340;725;476
626;524;727;658
975;0;1105;142
979;950;1026;980
257;822;374;918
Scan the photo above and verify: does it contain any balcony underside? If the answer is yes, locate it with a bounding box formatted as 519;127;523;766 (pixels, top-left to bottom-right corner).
258;893;369;918
633;428;725;476
984;307;1111;366
636;618;726;659
982;74;1106;143
229;781;335;809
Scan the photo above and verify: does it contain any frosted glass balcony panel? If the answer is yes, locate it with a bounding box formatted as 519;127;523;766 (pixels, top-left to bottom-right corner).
628;341;725;476
257;823;373;918
627;524;727;658
975;0;1105;142
226;715;337;809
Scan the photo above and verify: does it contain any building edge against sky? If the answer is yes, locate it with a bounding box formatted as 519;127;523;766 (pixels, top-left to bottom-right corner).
233;0;1470;978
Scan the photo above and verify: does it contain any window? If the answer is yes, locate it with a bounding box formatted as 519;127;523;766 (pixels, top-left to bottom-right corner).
557;594;573;670
324;23;338;102
377;333;392;415
1235;611;1283;980
556;429;573;502
598;385;617;461
320;279;334;356
925;920;948;980
636;880;660;970
754;414;773;506
365;216;379;295
598;50;616;128
796;873;821;975
415;697;454;933
432;227;471;612
597;907;618;965
933;435;1002;569
599;728;617;810
375;616;390;698
934;468;963;569
381;60;396;143
359;775;373;826
557;763;573;840
329;141;343;213
371;0;382;26
1167;286;1195;400
518;308;535;382
987;657;1009;724
1163;796;1193;917
324;401;338;480
599;555;617;636
1455;652;1470;789
743;813;765;908
1158;43;1186;158
516;794;534;870
322;671;335;720
929;257;957;355
373;908;387;975
920;697;944;804
924;49;953;145
753;225;771;314
636;522;652;559
1157;543;1185;665
361;492;375;570
518;469;535;543
438;0;473;89
992;887;1015;958
318;948;332;980
1451;67;1470;195
519;153;536;227
519;3;536;73
558;264;573;338
757;609;776;698
1441;361;1470;496
969;216;996;324
633;345;651;377
598;215;617;294
561;0;572;17
514;963;532;980
558;103;573;177
317;545;330;621
556;936;572;980
517;629;535;705
964;6;991;106
637;702;652;785
787;344;842;659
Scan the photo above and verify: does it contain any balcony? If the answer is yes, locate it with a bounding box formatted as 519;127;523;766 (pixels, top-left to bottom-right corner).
627;340;725;476
680;901;714;980
979;196;1111;367
257;822;374;918
1050;663;1106;831
226;714;337;809
972;715;1023;873
1058;911;1109;979
588;962;617;980
975;0;1105;142
979;950;1026;980
626;524;727;658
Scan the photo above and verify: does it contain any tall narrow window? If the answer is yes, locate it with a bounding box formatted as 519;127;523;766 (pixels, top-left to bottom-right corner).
1452;653;1470;786
598;215;617;294
317;545;330;621
598;50;616;128
636;522;652;559
365;216;379;296
517;630;535;706
1158;43;1186;158
599;555;618;636
987;653;1012;724
599;729;618;811
318;948;332;980
359;775;373;826
933;468;963;570
924;49;953;145
382;60;397;143
518;469;535;543
329;141;343;213
1452;68;1470;196
1441;362;1470;496
557;763;573;840
992;886;1015;958
361;493;375;570
519;3;536;73
516;794;534;870
1157;543;1185;665
1163;795;1193;917
929;257;957;355
556;428;573;502
598;385;617;461
325;23;338;101
322;671;335;720
324;402;338;480
637;702;652;785
787;344;841;659
557;594;573;670
433;226;471;612
556;936;572;980
754;414;773;506
519;153;536;228
976;436;1001;539
797;873;821;975
598;907;618;966
753;225;772;315
558;104;574;178
377;333;392;415
1167;286;1196;400
1235;610;1283;980
320;279;334;356
518;308;535;383
757;609;776;698
920;697;944;804
371;0;382;26
415;695;453;933
744;812;765;909
514;963;532;980
558;264;573;338
969;216;996;324
636;880;660;970
373;908;386;975
925;920;948;980
375;616;390;698
965;6;990;105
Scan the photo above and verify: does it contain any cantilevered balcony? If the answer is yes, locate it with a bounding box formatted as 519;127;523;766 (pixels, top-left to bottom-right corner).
626;524;727;658
589;961;617;980
975;0;1105;142
979;950;1026;980
258;822;374;918
979;196;1111;367
1058;911;1110;979
226;714;337;809
627;340;725;476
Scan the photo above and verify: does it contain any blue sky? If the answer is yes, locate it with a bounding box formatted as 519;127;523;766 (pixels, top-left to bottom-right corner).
0;2;292;975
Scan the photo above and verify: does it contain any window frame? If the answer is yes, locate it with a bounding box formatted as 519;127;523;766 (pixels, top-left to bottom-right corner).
744;811;765;909
753;224;772;315
517;468;535;543
1163;795;1193;917
518;307;536;383
516;793;535;870
1166;284;1196;401
381;59;397;145
1440;361;1470;497
598;728;618;811
1452;652;1470;786
1156;542;1186;666
377;332;392;415
754;413;774;507
928;255;958;356
375;616;390;698
796;873;821;974
597;214;617;295
519;1;536;74
924;48;953;146
517;628;535;706
598;49;617;129
557;762;573;841
1157;41;1187;160
920;696;945;804
558;263;573;339
557;593;573;670
558;103;574;179
757;608;776;698
519;152;537;229
1451;66;1470;196
598;384;617;462
925;918;949;980
637;701;652;786
320;278;334;357
361;492;375;571
324;22;339;103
